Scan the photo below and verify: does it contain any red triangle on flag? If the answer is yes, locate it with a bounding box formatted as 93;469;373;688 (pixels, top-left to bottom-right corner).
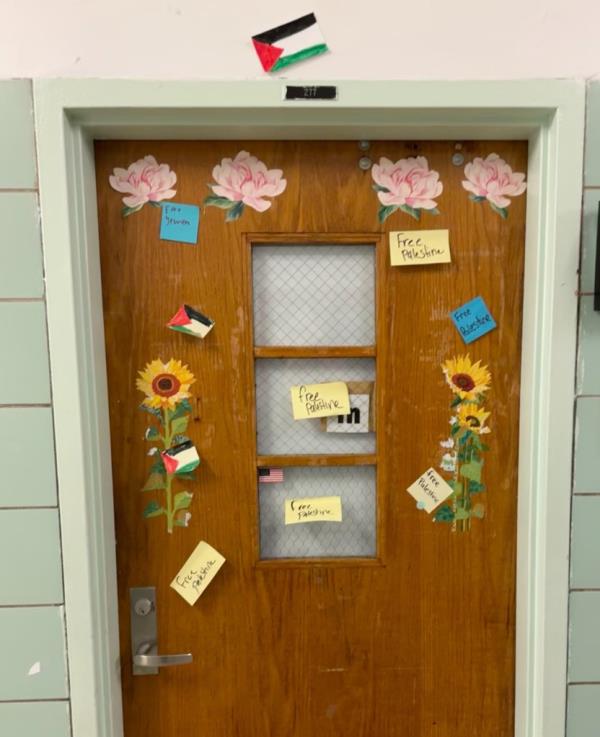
167;305;191;328
252;39;284;72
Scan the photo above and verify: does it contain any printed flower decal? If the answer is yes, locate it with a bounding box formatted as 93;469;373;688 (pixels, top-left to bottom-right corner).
462;153;526;219
442;355;491;401
109;155;177;217
371;156;443;223
204;151;287;222
137;358;200;534
137;359;195;410
434;354;492;532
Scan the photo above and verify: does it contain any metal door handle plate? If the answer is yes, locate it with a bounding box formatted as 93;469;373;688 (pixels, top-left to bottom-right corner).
129;587;193;675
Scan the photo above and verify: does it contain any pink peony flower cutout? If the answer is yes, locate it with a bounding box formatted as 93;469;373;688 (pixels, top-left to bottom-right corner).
371;156;443;222
204;151;287;221
462;153;526;217
109;155;177;216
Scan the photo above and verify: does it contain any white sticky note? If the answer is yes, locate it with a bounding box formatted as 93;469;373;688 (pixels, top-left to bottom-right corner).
284;496;343;525
170;540;225;606
389;230;451;266
407;468;454;513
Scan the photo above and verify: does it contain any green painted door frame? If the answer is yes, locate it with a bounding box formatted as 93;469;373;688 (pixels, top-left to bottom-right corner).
33;79;584;737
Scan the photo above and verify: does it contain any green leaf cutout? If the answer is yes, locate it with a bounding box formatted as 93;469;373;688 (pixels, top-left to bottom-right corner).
448;479;463;495
489;202;509;219
378;204;398;223
171;398;191;421
171;415;189;435
399;204;421;220
121;204;144;217
469;194;486;202
139;404;163;423
461;460;482;483
150;456;166;475
372;183;390;193
204;195;236;209
455;507;470;521
450;423;462;436
174;491;193;511
469;480;486;494
148;201;162;208
143;500;165;518
451;395;463;408
176;472;196;481
142;472;167;492
433;504;454;523
428;207;440;216
145;427;160;441
225;201;245;222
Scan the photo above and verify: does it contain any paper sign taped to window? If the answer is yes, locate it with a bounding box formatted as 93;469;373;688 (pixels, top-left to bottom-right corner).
170;540;225;606
389;229;451;266
321;380;375;434
407;468;454;513
284;496;343;524
290;382;350;420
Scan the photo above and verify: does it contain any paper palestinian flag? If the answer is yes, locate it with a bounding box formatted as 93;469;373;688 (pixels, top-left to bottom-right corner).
252;13;328;73
167;304;214;339
162;440;200;475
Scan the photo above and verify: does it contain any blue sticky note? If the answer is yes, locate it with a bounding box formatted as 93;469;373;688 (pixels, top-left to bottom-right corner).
159;202;200;244
450;296;496;344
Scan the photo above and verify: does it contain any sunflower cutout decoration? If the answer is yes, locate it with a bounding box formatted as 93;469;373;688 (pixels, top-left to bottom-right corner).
136;358;200;533
434;355;492;532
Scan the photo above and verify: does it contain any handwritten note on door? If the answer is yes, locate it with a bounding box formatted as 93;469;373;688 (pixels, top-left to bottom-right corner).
284;496;343;524
389;230;451;266
290;382;350;420
170;540;225;605
406;468;454;513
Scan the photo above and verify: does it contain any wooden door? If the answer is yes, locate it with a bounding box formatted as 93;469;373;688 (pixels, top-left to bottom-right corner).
95;140;527;737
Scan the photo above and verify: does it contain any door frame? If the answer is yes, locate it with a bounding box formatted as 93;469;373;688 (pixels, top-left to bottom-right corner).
33;79;584;737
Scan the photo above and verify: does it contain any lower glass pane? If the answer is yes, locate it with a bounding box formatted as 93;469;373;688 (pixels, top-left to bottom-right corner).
259;465;376;559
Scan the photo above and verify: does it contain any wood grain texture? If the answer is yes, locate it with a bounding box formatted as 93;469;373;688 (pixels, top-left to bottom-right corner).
95;140;526;737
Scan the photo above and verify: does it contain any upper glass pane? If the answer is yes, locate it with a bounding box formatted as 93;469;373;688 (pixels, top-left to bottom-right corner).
252;244;375;346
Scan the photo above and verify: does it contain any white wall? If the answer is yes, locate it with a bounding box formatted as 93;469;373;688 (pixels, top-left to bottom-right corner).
2;0;600;80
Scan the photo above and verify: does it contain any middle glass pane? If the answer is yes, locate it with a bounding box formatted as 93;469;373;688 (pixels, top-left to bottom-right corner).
255;357;376;455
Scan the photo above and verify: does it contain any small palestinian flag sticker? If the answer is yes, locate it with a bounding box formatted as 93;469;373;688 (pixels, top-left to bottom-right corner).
162;440;201;475
252;13;328;73
167;304;214;339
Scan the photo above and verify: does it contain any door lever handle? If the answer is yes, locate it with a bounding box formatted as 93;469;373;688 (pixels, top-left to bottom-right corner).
130;588;193;675
133;641;193;669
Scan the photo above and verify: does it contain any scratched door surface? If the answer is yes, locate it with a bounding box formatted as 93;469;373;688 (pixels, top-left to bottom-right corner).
95;140;527;737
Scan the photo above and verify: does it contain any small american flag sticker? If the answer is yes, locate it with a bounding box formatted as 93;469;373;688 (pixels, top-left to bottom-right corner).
259;468;284;483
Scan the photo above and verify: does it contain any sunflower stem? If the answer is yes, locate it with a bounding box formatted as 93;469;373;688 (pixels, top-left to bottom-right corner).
163;407;175;533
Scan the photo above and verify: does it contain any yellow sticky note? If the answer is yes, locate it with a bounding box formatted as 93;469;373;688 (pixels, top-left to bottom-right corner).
170;540;225;606
389;229;451;266
406;468;454;513
284;496;343;525
290;382;350;420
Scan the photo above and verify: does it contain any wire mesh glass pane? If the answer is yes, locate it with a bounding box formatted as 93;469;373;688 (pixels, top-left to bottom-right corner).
252;245;375;346
259;466;376;559
256;358;376;455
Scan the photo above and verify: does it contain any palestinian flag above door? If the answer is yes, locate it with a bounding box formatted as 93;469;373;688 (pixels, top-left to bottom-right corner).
252;13;329;73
